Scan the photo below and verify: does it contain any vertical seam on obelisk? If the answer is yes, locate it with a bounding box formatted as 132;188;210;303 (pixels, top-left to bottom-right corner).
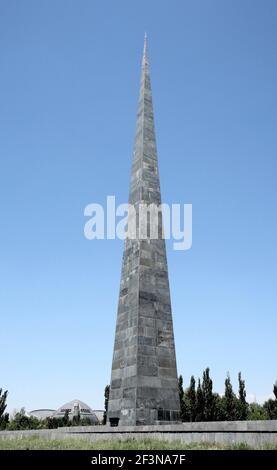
135;43;145;425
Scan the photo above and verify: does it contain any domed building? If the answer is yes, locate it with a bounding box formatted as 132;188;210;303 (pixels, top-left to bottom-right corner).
91;409;105;423
28;409;56;420
52;399;99;424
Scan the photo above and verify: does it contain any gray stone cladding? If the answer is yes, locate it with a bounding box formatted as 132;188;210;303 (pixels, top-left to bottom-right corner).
107;35;180;426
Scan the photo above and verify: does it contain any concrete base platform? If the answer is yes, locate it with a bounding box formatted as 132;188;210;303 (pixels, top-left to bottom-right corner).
0;421;277;447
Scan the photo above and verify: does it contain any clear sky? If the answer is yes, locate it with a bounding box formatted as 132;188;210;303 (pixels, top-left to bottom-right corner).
1;0;276;413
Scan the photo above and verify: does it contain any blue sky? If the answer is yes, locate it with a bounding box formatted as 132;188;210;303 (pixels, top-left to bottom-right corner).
1;0;276;413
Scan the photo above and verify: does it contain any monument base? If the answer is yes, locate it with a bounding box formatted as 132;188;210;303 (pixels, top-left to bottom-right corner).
0;421;277;448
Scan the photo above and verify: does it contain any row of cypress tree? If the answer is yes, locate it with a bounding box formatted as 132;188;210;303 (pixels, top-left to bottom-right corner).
178;369;277;421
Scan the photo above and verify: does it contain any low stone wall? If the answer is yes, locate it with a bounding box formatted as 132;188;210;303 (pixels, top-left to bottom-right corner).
0;421;277;447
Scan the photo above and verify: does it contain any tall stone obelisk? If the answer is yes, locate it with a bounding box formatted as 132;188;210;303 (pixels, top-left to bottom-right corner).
107;35;180;426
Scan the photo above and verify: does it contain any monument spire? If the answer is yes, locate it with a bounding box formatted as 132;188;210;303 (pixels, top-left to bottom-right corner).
107;37;180;426
129;32;160;208
143;32;147;63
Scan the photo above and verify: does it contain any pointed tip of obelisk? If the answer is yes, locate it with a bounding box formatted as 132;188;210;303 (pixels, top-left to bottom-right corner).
143;32;148;64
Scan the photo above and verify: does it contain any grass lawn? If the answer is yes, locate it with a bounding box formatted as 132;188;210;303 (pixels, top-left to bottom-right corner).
0;437;277;450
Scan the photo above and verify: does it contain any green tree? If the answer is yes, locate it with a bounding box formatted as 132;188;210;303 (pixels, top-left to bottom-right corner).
10;408;28;429
103;384;110;425
28;415;41;429
0;389;9;429
263;381;277;419
186;375;197;422
195;378;204;421
237;372;248;420
80;417;92;426
44;416;63;429
178;375;187;421
248;403;268;420
202;368;216;421
8;408;40;430
221;373;239;420
213;393;224;421
62;409;70;426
